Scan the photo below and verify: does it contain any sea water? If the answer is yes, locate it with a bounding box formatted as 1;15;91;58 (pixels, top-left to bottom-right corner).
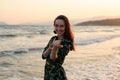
0;25;120;54
0;25;120;80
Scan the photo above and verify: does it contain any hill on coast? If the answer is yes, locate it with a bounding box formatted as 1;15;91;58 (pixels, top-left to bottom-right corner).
75;18;120;26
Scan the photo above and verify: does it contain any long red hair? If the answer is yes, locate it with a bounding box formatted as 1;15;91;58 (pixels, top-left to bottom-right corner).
54;15;75;51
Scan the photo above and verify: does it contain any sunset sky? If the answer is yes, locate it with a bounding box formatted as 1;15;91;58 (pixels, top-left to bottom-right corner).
0;0;120;25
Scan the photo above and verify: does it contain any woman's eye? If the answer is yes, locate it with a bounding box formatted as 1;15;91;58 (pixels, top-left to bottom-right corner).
55;24;65;27
60;25;64;27
55;24;59;27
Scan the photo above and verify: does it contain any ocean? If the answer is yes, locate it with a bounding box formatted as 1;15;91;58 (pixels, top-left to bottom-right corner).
0;25;120;52
0;25;120;80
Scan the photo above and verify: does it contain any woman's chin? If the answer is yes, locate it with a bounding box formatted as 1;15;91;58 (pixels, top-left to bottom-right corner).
57;34;64;37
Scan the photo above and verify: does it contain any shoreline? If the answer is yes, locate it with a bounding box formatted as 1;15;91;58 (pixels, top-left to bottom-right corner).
0;37;120;80
64;37;120;80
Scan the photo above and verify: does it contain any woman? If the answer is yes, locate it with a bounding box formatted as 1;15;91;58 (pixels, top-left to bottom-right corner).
42;15;75;80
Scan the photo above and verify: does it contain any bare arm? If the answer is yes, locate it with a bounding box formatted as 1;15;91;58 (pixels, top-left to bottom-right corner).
50;47;58;60
42;47;52;58
42;41;53;59
50;40;63;60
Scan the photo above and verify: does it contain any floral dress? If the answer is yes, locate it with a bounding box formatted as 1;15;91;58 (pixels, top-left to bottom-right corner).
42;36;72;80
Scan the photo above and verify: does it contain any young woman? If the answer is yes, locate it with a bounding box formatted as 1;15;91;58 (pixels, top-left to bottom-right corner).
42;15;75;80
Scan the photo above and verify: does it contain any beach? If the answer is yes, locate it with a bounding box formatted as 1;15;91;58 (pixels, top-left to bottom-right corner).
0;25;120;80
64;37;120;80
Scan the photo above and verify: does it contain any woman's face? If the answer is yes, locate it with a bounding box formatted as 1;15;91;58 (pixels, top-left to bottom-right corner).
54;19;65;37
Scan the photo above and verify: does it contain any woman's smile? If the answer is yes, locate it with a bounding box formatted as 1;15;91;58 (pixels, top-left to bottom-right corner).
54;19;65;38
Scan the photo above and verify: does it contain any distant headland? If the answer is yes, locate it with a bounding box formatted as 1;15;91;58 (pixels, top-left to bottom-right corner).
1;18;120;26
75;18;120;26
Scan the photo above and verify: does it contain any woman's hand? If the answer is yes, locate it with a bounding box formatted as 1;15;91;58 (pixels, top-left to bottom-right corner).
52;40;63;48
50;40;63;60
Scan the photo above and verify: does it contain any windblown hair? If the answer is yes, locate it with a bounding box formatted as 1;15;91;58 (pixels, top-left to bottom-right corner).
54;15;75;51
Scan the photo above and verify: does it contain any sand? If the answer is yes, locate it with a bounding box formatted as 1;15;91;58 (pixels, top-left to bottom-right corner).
0;37;120;80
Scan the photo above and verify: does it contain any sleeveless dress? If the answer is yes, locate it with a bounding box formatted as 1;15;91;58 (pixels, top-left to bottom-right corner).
42;36;72;80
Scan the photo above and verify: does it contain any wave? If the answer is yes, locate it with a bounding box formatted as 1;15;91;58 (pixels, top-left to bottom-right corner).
76;34;120;46
39;30;49;35
101;30;114;32
0;62;13;67
0;25;52;39
0;47;43;57
79;29;114;33
0;34;17;38
80;30;98;32
0;30;50;39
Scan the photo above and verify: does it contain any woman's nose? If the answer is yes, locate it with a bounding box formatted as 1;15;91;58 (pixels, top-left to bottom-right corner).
56;26;61;30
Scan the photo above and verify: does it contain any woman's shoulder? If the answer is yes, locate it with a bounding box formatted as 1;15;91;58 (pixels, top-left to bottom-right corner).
50;36;57;40
49;36;57;42
61;37;71;45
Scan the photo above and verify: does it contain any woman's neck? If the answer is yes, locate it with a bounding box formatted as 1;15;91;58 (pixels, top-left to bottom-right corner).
57;35;64;40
